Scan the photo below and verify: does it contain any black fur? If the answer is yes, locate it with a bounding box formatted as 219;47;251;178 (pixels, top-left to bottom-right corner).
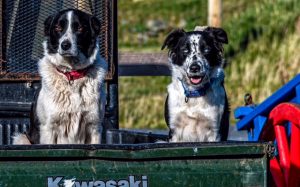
220;85;230;141
164;95;172;139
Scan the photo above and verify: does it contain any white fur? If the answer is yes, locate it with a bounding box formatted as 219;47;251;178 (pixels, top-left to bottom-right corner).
12;134;32;145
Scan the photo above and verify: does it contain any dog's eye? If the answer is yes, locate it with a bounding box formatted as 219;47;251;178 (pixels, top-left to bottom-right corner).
55;25;62;32
183;49;189;55
77;26;84;33
203;47;211;54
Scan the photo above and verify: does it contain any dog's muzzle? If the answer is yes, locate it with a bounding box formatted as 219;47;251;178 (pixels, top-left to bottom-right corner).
59;40;78;57
188;62;207;85
61;40;71;51
189;63;201;73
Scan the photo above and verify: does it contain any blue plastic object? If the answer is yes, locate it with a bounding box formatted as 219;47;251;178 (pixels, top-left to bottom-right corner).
234;106;255;120
234;74;300;141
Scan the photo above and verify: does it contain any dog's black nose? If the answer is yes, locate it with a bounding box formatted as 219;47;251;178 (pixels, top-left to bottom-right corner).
61;40;71;51
190;63;200;73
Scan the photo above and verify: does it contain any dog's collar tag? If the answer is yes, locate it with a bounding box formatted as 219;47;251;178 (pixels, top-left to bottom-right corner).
185;97;189;103
57;67;88;82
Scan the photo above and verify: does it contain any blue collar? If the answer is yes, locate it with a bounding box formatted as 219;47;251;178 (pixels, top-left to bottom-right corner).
178;71;225;102
179;79;210;98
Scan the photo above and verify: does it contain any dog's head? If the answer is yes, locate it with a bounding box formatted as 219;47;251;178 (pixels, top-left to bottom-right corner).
162;27;228;90
44;9;100;69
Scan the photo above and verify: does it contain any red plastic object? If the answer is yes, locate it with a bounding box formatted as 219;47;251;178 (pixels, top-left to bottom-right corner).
289;123;300;186
268;103;300;187
270;157;285;187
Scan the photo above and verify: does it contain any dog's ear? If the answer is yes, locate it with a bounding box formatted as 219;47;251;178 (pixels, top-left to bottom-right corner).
204;27;228;44
161;29;186;50
90;16;101;35
44;15;54;36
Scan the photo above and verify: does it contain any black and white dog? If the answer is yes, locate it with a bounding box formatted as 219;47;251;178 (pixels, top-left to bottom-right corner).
13;9;107;144
162;27;229;142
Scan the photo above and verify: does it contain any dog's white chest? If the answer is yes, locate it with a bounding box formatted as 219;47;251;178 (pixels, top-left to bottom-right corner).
38;77;101;144
168;81;225;142
36;56;106;144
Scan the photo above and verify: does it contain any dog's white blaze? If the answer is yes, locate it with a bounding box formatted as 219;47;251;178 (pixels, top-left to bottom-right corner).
58;11;73;45
58;11;78;56
66;11;73;35
189;35;201;53
185;34;210;75
185;34;201;65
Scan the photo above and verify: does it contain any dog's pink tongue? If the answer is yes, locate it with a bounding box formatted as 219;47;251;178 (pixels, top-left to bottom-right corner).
190;77;202;84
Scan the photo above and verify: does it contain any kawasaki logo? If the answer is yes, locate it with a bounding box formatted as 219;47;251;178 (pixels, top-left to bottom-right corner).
47;175;148;187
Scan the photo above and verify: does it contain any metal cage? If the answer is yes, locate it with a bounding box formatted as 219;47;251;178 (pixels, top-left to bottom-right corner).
0;0;115;81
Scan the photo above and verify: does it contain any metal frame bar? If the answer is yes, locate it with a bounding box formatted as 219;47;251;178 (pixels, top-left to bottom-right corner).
103;0;119;138
0;0;5;73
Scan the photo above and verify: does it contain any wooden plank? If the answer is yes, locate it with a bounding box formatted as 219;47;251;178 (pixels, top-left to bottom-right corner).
118;52;171;76
208;0;222;27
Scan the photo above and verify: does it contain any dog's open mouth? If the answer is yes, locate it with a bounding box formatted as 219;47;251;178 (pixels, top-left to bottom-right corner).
189;76;204;85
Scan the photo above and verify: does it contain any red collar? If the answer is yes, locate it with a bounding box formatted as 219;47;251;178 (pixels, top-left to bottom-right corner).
56;67;88;81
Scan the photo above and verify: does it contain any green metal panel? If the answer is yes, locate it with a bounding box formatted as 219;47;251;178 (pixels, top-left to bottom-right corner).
0;142;272;187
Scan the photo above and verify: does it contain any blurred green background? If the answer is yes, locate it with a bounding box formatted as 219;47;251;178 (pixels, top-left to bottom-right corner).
118;0;300;129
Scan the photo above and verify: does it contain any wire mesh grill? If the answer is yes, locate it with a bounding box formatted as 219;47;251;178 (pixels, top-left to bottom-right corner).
0;0;114;81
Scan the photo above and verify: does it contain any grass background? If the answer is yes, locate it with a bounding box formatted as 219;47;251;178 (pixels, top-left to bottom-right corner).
118;0;300;129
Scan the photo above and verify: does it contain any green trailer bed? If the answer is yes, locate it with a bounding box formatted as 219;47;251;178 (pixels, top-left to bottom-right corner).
0;1;274;186
0;142;273;187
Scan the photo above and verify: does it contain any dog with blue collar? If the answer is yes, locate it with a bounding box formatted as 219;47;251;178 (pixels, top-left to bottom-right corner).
162;27;230;142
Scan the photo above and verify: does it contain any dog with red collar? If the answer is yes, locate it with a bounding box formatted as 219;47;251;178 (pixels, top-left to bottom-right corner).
13;9;107;144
